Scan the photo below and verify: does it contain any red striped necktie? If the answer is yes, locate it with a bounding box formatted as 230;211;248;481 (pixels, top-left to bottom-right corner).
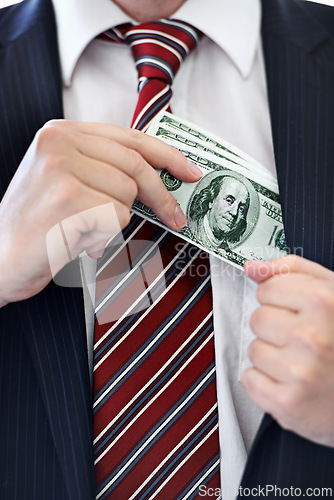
100;19;201;131
93;20;221;499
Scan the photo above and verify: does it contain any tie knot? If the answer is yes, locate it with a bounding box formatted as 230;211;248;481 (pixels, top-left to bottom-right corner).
100;19;202;130
105;19;202;85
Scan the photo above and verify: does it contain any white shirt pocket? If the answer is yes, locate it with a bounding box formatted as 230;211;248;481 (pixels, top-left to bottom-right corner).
238;275;259;381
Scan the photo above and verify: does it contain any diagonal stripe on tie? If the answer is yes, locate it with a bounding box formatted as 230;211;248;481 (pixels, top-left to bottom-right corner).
94;19;221;499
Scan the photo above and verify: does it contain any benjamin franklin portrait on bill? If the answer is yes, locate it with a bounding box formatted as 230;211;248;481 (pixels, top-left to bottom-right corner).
187;171;260;253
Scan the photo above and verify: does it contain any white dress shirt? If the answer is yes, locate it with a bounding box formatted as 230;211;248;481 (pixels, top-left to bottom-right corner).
52;0;278;497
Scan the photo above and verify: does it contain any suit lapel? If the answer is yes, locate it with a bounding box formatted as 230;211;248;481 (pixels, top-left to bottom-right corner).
242;0;334;479
0;0;63;196
0;0;95;497
262;0;334;270
19;282;95;500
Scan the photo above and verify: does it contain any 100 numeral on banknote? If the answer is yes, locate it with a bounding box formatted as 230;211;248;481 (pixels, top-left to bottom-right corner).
132;112;287;269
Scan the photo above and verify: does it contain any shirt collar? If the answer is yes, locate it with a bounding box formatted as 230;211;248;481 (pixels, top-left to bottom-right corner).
176;0;261;78
52;0;261;86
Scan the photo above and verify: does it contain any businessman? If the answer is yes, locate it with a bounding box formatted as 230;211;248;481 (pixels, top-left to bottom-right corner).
0;0;334;498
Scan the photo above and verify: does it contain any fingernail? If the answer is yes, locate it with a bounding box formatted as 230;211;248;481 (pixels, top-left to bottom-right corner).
174;205;187;228
187;160;202;178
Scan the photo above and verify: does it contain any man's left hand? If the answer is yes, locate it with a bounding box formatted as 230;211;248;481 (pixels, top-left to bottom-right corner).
242;255;334;447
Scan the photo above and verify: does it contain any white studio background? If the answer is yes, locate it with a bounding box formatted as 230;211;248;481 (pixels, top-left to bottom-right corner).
0;0;23;7
307;0;334;4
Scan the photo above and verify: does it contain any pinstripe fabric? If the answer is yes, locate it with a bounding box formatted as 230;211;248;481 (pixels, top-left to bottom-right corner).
93;20;220;499
0;3;63;196
0;283;93;500
239;0;334;495
0;306;68;500
260;0;334;272
1;0;334;498
0;0;95;498
21;278;94;499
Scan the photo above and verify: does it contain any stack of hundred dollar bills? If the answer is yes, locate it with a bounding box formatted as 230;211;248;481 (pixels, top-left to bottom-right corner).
132;111;287;270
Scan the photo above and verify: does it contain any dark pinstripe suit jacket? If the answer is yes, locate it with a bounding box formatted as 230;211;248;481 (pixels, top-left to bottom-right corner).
0;0;334;498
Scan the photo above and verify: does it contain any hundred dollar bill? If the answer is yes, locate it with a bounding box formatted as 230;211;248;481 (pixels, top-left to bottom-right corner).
148;124;278;194
148;111;274;181
132;113;287;269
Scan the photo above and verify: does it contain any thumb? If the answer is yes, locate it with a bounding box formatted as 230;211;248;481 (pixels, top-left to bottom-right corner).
243;258;290;283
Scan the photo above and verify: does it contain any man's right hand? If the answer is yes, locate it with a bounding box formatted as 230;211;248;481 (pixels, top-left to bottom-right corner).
0;120;202;307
